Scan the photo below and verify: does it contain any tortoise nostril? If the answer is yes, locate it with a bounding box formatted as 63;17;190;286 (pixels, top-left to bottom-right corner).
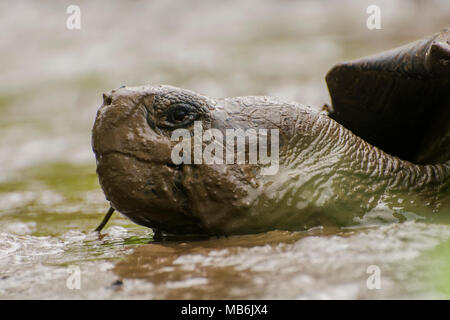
103;93;112;106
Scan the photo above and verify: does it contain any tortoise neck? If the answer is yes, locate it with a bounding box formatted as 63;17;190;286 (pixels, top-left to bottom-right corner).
349;122;447;192
301;114;450;193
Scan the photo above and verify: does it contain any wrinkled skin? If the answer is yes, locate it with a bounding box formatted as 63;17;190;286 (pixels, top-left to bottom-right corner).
92;85;450;235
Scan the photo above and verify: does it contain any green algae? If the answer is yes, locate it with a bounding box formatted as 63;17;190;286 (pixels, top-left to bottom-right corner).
426;240;450;298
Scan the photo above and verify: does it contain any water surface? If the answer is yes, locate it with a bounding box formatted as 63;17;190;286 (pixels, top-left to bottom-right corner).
0;0;449;299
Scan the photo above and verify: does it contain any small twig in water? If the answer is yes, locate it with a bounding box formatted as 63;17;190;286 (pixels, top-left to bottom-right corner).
94;207;115;232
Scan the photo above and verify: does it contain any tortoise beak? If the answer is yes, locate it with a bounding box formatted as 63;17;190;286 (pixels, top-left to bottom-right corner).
425;40;450;74
102;92;112;106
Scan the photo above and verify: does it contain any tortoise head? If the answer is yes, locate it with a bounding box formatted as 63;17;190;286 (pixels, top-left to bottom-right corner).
92;85;257;234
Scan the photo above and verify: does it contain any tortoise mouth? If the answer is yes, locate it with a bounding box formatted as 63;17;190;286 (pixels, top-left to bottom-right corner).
98;149;182;168
166;162;184;171
95;151;204;234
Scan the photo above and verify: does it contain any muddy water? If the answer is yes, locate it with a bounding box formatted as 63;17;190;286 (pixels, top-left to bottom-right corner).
1;0;449;299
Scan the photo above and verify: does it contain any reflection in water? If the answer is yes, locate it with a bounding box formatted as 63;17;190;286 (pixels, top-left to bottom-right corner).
115;223;450;299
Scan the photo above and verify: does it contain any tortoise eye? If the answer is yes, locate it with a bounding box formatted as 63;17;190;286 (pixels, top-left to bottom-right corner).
164;103;197;128
169;105;189;122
